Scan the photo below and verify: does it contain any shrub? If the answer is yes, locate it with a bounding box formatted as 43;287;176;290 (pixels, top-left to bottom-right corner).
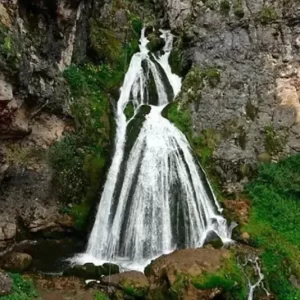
1;273;38;300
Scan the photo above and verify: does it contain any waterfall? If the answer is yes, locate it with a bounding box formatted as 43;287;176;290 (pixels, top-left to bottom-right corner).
75;29;232;270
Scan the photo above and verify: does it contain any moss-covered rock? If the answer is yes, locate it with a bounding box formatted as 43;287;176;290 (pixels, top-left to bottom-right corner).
264;125;284;155
145;248;247;299
220;0;230;15
147;32;165;53
101;271;150;298
259;6;278;24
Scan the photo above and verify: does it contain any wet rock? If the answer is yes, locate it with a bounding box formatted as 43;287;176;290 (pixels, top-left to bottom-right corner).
63;263;100;279
0;77;13;102
0;271;12;296
3;252;32;272
203;231;223;249
101;271;149;298
102;263;120;276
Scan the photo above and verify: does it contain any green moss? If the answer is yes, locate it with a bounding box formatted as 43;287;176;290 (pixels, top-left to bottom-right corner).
89;19;122;64
202;68;221;87
164;102;192;139
220;0;230;15
147;32;165;52
123;283;148;298
259;6;278;24
1;273;38;300
233;0;244;18
245;100;258;121
94;291;109;300
0;24;20;71
244;155;300;298
169;36;186;77
192;254;247;299
124;101;135;120
264;125;284;155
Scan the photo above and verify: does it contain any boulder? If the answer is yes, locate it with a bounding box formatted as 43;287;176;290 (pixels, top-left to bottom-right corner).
101;271;149;298
144;248;230;286
102;263;120;276
203;231;224;249
3;252;32;272
63;263;102;279
0;271;12;296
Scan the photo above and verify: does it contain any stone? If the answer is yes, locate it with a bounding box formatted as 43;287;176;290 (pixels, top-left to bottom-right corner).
145;248;230;286
0;77;13;102
63;263;104;279
101;271;149;298
102;263;120;276
3;252;32;272
241;232;250;241
0;3;11;28
203;230;224;249
0;271;12;296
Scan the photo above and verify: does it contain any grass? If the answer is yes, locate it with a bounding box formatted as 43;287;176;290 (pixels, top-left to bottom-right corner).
1;273;38;300
243;154;300;298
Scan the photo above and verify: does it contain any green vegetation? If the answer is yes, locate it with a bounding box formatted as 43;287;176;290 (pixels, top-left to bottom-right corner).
124;101;135;120
0;24;20;71
169;254;247;299
49;11;142;231
259;6;278;24
220;0;230;15
1;273;38;300
94;291;109;300
264;125;284;155
147;32;165;52
192;254;247;299
244;155;300;299
233;0;244;18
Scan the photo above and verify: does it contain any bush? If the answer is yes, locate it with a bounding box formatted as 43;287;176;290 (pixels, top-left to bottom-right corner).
1;273;38;300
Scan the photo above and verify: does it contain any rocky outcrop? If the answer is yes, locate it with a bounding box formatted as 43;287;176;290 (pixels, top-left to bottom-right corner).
156;0;300;194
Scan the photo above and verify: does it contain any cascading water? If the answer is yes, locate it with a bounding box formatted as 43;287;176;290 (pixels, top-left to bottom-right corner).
75;29;232;270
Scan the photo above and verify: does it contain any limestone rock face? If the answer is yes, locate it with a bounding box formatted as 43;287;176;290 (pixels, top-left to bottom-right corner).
155;0;300;194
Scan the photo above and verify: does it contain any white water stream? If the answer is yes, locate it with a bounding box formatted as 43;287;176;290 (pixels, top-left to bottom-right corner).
74;29;232;270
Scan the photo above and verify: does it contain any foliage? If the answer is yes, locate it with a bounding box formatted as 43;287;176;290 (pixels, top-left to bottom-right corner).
49;65;114;231
93;290;109;300
166;102;193;139
264;125;284;155
259;6;278;24
233;0;244;18
124;101;135;120
1;273;38;300
244;155;300;298
0;24;20;71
